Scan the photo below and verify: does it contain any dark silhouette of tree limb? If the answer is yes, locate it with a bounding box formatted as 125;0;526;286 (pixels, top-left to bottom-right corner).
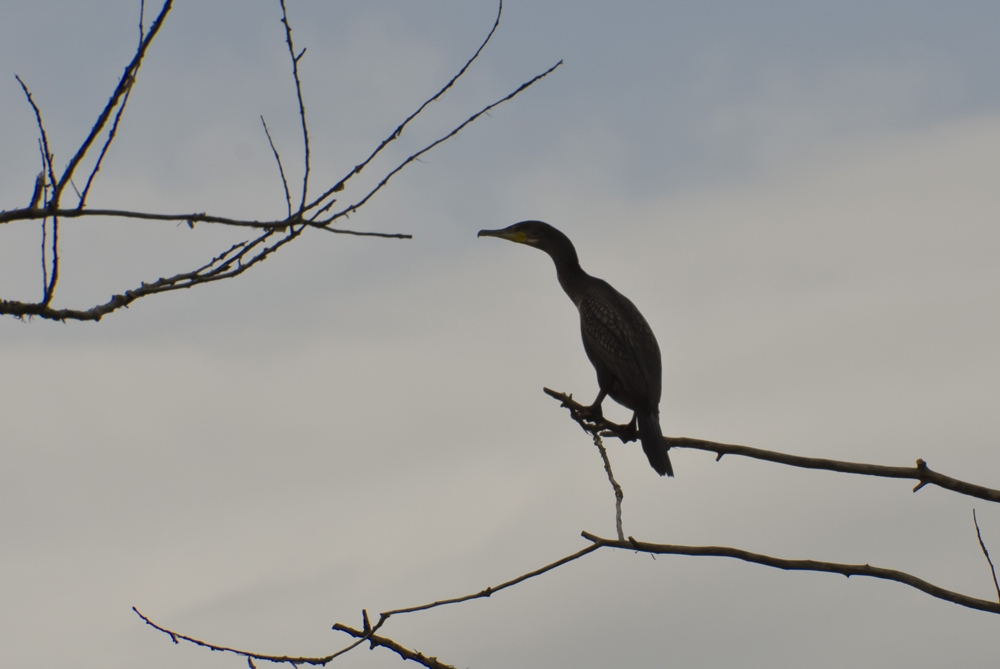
134;544;599;666
580;531;1000;615
543;387;1000;504
331;625;456;669
1;0;559;322
973;509;1000;602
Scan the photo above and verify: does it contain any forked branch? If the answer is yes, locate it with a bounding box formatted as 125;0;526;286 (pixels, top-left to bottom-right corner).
2;1;559;321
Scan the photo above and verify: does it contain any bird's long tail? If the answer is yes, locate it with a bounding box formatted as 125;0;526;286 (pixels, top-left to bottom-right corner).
637;411;673;477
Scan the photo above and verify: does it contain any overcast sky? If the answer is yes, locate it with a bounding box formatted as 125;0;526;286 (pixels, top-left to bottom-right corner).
2;1;999;667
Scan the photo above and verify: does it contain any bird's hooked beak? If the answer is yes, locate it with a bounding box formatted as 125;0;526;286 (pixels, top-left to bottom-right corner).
477;226;529;244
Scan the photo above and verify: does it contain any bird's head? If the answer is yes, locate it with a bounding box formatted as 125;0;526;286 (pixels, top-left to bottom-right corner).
477;220;574;256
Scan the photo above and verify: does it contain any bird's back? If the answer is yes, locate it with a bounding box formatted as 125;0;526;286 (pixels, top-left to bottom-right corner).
576;277;662;412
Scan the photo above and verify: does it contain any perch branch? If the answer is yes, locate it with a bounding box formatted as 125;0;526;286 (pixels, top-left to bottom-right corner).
543;388;1000;504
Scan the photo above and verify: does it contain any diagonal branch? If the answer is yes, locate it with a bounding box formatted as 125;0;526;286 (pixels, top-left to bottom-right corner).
54;0;173;206
277;0;311;211
543;387;1000;504
2;227;302;321
135;543;600;665
376;542;599;623
15;76;57;199
304;1;506;215
320;59;563;225
261;116;293;217
582;531;1000;615
331;625;455;669
77;86;133;208
973;509;1000;602
134;607;353;666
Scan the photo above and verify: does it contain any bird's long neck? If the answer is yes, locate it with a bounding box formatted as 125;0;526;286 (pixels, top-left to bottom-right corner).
544;241;591;305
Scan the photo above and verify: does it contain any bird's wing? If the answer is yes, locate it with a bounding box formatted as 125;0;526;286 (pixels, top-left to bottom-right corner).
577;282;661;404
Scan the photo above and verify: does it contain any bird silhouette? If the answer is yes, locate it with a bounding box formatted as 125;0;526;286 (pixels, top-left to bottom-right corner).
479;221;672;477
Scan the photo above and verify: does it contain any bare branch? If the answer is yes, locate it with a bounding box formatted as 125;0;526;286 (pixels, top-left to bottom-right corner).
582;532;1000;615
40;216;48;298
261;116;293;218
134;606;355;666
3;1;557;322
331;624;455;669
377;542;600;622
43;216;59;305
0;207;411;234
2;227;302;321
15;76;57;198
277;0;311;211
317;226;411;239
135;542;599;665
320;59;563;225
973;509;1000;602
53;0;173;206
77;85;133;208
588;431;625;541
543;387;1000;504
305;1;506;214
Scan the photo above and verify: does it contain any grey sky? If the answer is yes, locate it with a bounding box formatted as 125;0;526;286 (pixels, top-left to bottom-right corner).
1;1;999;667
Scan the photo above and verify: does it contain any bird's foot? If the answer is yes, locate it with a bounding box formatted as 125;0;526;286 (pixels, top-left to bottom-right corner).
577;402;604;422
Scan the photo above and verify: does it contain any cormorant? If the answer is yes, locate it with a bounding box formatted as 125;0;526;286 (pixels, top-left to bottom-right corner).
478;221;673;477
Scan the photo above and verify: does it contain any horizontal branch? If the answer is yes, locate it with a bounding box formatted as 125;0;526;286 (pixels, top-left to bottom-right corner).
582;531;1000;615
543;388;1000;504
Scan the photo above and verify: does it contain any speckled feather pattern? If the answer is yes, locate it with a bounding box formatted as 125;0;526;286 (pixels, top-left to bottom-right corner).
577;279;661;413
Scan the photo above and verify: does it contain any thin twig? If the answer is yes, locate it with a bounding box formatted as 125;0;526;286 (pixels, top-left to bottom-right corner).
54;0;173;206
15;76;57;195
40;216;48;298
321;59;564;225
135;543;599;665
589;431;625;541
261;116;293;217
378;543;600;622
1;227;302;321
277;0;310;211
331;625;455;669
973;509;1000;603
304;1;506;214
582;532;1000;615
543;388;1000;504
134;607;358;666
78;85;133;208
43;216;59;305
316;226;411;239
